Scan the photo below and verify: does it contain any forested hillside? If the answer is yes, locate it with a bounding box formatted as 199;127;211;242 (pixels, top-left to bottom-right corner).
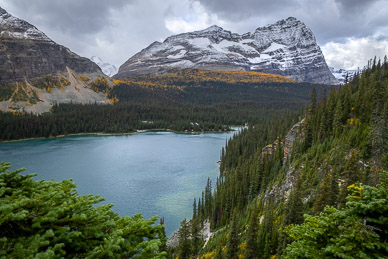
172;58;388;258
0;70;324;141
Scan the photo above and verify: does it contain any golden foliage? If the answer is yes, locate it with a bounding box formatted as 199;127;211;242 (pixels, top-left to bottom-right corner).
60;77;70;86
273;216;281;224
88;77;111;93
32;75;70;91
347;184;363;200
347;118;361;126
240;242;246;250
202;251;216;259
115;70;295;92
80;75;91;83
109;78;125;85
152;70;291;84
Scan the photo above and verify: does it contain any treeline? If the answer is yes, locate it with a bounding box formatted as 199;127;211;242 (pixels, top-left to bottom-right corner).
172;58;388;258
1;101;299;141
0;70;326;141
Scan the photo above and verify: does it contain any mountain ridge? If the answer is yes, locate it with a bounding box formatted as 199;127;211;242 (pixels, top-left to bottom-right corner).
115;17;338;85
0;7;109;113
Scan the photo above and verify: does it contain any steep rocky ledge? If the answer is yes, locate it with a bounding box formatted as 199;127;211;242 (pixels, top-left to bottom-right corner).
262;119;304;201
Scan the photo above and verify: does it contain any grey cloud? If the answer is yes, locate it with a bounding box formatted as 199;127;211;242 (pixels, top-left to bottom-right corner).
0;0;387;69
195;0;295;21
0;0;172;66
3;0;131;36
334;0;380;14
198;0;388;43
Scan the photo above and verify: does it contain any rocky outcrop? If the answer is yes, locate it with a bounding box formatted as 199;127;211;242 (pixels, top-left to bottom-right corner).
262;120;304;202
0;7;102;85
0;7;109;113
283;119;304;159
116;17;338;85
167;220;214;249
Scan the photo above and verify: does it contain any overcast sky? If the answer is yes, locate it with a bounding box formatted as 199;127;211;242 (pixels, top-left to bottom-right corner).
1;0;388;70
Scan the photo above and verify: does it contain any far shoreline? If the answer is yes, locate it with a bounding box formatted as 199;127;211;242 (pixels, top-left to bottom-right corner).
0;126;244;144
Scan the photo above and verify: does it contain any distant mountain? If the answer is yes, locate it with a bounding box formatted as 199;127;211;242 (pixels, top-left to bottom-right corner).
0;7;109;113
329;67;357;84
116;17;338;85
91;56;118;77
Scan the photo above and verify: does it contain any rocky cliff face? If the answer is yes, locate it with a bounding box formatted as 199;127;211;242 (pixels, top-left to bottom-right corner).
262;119;304;202
116;17;338;85
0;7;108;113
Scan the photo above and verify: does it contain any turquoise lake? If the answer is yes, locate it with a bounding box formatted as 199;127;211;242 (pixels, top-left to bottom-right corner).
0;131;237;235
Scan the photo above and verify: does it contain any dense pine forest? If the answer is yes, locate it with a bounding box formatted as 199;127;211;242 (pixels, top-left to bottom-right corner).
171;58;388;258
0;70;324;141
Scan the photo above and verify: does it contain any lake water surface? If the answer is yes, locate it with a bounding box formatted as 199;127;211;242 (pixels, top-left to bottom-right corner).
0;131;236;235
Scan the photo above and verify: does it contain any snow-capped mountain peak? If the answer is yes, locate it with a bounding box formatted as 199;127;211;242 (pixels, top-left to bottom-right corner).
201;25;224;32
91;56;118;77
116;17;337;84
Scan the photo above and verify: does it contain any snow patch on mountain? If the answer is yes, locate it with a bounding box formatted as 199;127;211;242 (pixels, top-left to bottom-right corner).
91;56;118;77
116;17;338;84
329;67;357;84
0;7;52;42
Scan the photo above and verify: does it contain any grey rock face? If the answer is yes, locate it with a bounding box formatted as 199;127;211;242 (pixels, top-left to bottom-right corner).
0;7;108;114
116;17;338;85
0;7;102;86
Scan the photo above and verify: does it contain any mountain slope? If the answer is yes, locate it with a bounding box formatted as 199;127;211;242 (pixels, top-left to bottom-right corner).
0;7;109;113
171;59;388;258
91;56;118;77
116;17;338;85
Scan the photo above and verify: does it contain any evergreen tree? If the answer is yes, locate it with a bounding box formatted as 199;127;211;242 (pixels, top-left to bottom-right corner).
284;177;304;225
193;198;197;219
303;119;313;151
177;219;191;259
284;172;388;259
313;171;339;212
197;198;202;220
338;151;362;207
205;178;212;218
159;217;167;252
244;204;259;259
191;218;201;257
227;213;239;259
332;99;343;137
308;88;317;116
0;162;167;258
